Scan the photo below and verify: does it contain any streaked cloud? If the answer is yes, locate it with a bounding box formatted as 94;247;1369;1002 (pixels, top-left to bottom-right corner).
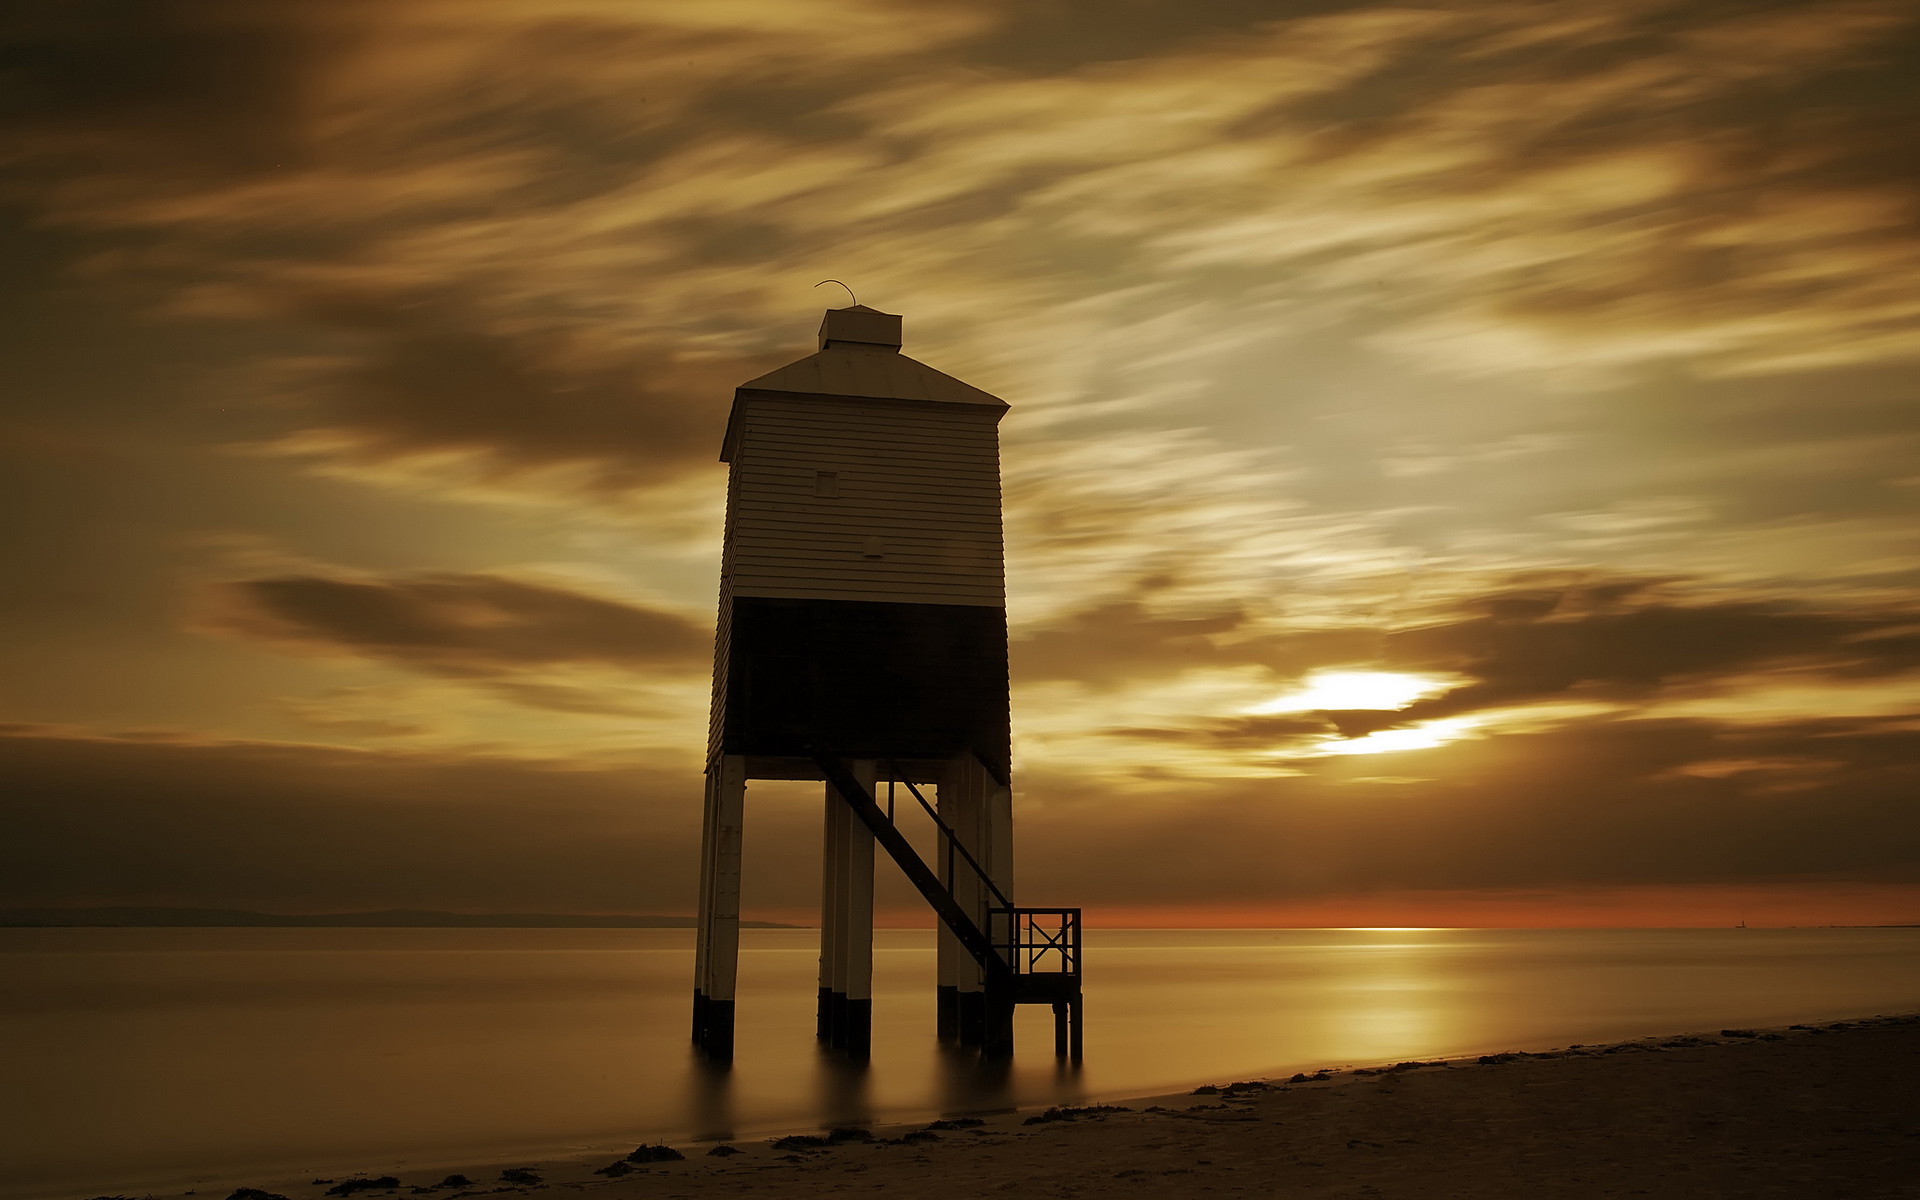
7;711;1912;920
16;0;1914;484
0;724;704;913
202;571;708;675
2;0;1916;919
1008;574;1920;783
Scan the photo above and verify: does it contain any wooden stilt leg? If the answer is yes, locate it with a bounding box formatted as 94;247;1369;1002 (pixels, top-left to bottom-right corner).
842;760;876;1060
821;760;876;1055
819;781;844;1042
692;765;717;1049
693;756;746;1062
939;755;997;1047
982;984;1016;1060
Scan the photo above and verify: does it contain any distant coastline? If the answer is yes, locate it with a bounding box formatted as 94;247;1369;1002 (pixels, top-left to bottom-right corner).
0;907;803;929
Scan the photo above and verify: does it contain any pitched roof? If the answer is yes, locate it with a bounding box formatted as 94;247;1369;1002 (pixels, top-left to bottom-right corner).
737;347;1006;408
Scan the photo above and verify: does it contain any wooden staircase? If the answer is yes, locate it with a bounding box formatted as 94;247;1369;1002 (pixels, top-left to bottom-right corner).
813;753;1082;1059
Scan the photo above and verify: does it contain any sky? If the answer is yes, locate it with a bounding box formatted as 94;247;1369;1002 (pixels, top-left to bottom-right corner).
2;0;1916;927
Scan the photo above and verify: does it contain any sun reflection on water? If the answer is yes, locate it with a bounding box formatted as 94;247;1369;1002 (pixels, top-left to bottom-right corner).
1314;930;1459;1062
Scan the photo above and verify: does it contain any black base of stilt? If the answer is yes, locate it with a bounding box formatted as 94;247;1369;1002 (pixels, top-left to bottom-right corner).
691;989;736;1062
819;988;846;1044
953;986;1013;1058
936;984;959;1040
816;989;871;1058
982;989;1015;1060
713;979;1076;1064
957;988;985;1045
843;998;872;1059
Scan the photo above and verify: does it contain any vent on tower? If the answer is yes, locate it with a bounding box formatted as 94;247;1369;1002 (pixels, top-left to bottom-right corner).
819;305;903;351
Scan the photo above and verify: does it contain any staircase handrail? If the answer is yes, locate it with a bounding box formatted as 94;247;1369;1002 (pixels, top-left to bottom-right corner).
812;751;1013;987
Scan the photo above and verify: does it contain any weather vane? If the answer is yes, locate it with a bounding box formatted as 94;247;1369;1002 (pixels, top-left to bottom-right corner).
813;279;858;306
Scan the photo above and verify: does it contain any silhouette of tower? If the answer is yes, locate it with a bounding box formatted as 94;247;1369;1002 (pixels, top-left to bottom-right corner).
690;305;1080;1063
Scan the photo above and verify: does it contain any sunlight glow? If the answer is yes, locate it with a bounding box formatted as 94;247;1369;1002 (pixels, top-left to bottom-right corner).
1315;717;1481;756
1248;669;1453;715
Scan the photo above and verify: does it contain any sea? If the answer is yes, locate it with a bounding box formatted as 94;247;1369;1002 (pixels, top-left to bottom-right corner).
4;926;1918;1199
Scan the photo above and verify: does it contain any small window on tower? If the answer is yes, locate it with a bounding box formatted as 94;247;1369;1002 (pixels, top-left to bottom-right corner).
814;471;840;498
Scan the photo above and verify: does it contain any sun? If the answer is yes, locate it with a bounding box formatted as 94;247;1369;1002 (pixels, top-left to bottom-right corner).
1247;669;1453;715
1244;669;1477;758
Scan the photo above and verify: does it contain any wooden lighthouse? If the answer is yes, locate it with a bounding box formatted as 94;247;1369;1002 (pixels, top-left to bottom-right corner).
691;304;1081;1063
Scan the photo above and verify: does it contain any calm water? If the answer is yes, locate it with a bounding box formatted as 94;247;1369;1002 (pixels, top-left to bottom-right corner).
4;926;1918;1199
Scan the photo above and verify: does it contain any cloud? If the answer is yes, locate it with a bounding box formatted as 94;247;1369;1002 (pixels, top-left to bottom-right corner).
1007;574;1920;778
5;713;1913;917
4;0;1911;653
1007;581;1389;690
1016;714;1920;908
0;725;706;912
1003;428;1424;626
6;0;1919;923
203;571;709;677
279;701;434;739
1012;596;1248;686
2;0;983;502
1086;0;1920;379
258;291;785;494
0;0;339;184
1380;578;1920;727
16;0;1914;492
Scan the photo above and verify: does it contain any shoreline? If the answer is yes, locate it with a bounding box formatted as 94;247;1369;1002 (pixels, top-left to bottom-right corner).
57;1010;1920;1200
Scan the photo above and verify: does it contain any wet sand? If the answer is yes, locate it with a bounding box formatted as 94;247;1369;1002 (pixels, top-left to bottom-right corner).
122;1015;1920;1200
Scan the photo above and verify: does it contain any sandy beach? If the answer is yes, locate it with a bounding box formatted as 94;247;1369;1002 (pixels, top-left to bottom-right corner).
172;1014;1919;1200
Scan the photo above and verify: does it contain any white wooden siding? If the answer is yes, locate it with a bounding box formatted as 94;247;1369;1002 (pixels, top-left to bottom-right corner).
707;579;731;767
723;395;1005;607
707;453;740;766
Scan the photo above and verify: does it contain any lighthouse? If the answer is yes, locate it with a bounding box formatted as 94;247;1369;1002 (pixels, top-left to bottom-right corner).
690;305;1080;1063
